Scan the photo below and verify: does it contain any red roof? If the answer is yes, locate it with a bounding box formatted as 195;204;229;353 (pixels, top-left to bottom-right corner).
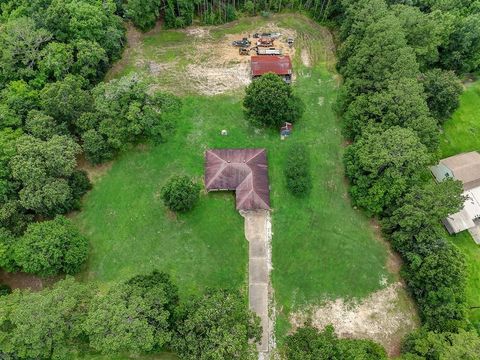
251;55;292;76
205;149;270;211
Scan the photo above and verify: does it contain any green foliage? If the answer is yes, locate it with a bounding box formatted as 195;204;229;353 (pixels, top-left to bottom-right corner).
1;80;39;120
10;135;81;216
0;127;22;201
124;0;162;31
283;325;387;359
402;328;480;359
39;42;74;81
163;0;194;28
284;143;311;197
344;126;430;215
244;73;304;128
0;284;11;296
173;289;261;360
84;271;178;354
14;215;88;276
25;110;67;140
0;227;18;273
0;277;94;360
161;175;200;213
421;68;463;122
68;169;92;210
40;74;92;126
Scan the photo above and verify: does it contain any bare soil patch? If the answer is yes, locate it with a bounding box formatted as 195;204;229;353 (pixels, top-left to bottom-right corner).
0;270;60;291
290;282;418;357
77;155;113;184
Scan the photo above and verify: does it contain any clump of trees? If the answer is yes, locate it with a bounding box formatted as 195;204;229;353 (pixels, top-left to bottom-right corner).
284;143;312;197
0;272;261;359
336;0;479;353
283;325;387;359
243;73;304;128
1;216;89;276
161;175;200;213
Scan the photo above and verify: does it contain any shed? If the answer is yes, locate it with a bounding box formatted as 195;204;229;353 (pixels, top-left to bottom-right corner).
205;149;270;211
251;55;292;83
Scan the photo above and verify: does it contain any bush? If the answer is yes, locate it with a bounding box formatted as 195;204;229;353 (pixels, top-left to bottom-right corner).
14;216;89;276
243;73;304;128
161;175;200;212
67;169;92;210
284;144;311;197
0;284;11;296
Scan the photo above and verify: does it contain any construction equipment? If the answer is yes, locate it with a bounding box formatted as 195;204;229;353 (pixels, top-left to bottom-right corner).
239;47;251;55
256;37;275;47
255;47;282;55
253;32;281;39
287;38;294;48
232;38;251;47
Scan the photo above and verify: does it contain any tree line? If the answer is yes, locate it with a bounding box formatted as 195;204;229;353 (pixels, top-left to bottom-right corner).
333;0;480;357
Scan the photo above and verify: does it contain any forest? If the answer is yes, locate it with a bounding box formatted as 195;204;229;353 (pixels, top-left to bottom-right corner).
1;0;480;358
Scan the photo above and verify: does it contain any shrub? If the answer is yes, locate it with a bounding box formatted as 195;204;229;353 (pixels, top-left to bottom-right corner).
284;144;311;197
14;216;88;276
243;73;304;128
161;175;200;212
0;284;11;296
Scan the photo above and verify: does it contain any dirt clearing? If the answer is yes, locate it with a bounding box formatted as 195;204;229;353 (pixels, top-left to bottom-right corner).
290;282;418;357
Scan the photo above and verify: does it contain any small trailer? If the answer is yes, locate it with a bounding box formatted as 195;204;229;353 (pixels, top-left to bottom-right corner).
255;47;282;55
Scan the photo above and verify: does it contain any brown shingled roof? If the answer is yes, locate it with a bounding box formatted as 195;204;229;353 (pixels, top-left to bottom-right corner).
251;55;292;77
205;149;270;210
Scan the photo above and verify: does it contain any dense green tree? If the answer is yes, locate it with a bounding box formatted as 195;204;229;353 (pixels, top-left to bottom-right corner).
0;17;52;84
1;80;39;120
383;179;464;249
161;175;200;212
39;42;74;81
72;39;108;82
344;126;430;215
284;143;312;197
10;135;81;216
421;68;463;122
283;325;387;360
0;127;22;201
40;74;92;126
124;0;162;31
173;289;261;360
0;104;21;129
14;215;88;276
440;14;480;73
0;200;32;236
343;78;438;150
0;227;18;273
0;277;94;359
392;5;443;68
243;73;304;128
402;328;480;359
81;129;115;165
84;271;177;354
25;110;67;140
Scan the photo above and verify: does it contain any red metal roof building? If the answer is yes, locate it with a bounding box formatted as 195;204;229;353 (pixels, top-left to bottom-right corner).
251;55;292;83
205;149;270;211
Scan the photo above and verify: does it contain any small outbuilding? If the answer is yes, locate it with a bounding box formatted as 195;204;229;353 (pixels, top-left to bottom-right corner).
431;151;480;237
205;149;270;211
251;55;292;83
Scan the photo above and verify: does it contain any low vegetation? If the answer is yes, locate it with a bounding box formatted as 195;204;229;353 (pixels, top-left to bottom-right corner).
284;143;311;197
161;175;200;213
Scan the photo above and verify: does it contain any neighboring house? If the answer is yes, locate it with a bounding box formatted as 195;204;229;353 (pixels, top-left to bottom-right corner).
251;55;292;83
205;148;270;211
431;151;480;235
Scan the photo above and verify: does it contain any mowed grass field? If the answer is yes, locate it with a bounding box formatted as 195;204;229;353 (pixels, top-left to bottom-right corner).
75;14;392;350
439;81;480;329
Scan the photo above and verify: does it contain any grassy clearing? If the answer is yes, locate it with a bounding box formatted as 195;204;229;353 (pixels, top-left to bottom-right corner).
439;81;480;329
76;14;400;352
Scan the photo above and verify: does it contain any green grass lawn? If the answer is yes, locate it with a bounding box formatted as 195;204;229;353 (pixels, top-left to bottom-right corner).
439;81;480;329
75;14;392;353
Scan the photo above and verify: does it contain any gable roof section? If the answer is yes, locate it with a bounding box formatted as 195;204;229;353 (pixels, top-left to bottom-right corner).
440;151;480;190
251;55;292;77
205;149;270;211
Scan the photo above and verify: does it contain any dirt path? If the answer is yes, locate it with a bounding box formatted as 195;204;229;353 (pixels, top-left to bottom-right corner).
241;210;274;357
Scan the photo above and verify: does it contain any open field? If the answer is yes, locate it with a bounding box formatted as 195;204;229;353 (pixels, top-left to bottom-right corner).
439;81;480;329
76;14;417;356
